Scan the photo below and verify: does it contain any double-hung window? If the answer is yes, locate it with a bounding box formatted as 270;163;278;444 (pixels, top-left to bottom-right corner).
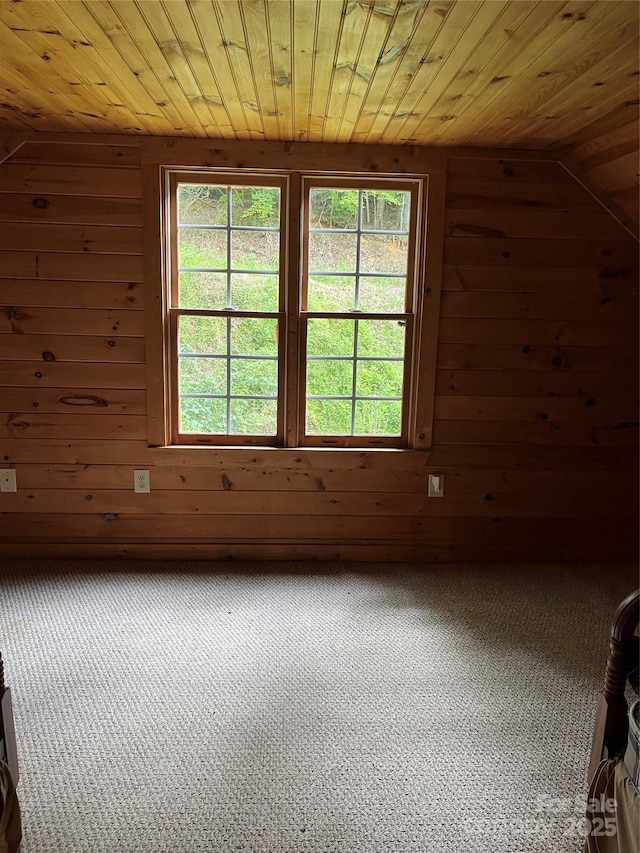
164;170;424;449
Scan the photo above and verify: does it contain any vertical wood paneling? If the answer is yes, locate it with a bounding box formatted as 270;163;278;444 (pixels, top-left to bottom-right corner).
0;137;637;561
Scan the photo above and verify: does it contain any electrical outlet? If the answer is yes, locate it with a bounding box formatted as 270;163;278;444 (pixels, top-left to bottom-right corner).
0;469;17;493
428;473;444;498
133;469;150;493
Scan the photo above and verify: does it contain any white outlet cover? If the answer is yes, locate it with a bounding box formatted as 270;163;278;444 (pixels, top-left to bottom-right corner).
0;469;17;492
133;469;150;493
428;473;444;498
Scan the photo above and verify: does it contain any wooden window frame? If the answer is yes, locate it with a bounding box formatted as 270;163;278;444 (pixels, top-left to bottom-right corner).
143;156;446;459
299;176;421;448
167;171;289;447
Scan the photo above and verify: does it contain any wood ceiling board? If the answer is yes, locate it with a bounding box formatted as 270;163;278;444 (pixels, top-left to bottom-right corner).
350;0;456;144
322;1;379;143
518;39;640;141
35;0;188;135
452;0;629;146
0;0;150;135
377;0;505;145
222;0;280;139
0;21;94;133
0;0;635;156
162;1;233;137
388;0;538;145
534;81;640;144
95;0;212;136
588;150;639;193
430;2;604;144
0;3;110;133
433;0;600;146
306;0;349;141
562;100;640;148
264;1;294;141
137;0;226;138
291;0;318;142
195;0;265;139
339;0;428;143
33;0;184;135
570;120;640;168
418;0;567;146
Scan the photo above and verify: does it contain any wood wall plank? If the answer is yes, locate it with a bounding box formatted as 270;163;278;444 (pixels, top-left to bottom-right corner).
0;251;144;281
0;414;147;440
0;223;142;254
0;389;145;415
0;361;146;389
12;141;141;168
0;281;143;310
0;487;635;518
442;263;638;295
0;193;142;226
0;307;144;336
0;163;142;197
0;334;145;363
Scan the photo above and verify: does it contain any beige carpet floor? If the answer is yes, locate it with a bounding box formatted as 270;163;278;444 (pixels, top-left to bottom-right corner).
0;559;636;853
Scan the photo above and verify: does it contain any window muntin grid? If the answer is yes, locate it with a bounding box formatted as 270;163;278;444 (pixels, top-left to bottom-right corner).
302;184;417;443
171;179;284;441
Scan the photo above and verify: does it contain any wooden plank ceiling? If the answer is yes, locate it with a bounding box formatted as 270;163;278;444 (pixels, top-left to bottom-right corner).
0;1;638;219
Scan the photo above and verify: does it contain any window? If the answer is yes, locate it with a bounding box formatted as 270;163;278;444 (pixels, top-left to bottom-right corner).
162;169;426;449
169;174;287;445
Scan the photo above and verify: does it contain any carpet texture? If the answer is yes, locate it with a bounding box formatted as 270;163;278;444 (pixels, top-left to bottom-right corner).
0;560;636;853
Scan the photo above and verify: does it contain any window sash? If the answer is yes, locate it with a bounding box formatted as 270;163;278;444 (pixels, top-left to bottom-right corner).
168;173;288;445
298;177;420;447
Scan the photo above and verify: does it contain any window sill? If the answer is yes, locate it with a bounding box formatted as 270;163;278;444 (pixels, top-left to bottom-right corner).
150;445;430;468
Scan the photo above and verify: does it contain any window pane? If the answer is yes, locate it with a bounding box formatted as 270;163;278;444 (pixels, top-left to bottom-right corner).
180;398;227;434
354;400;402;436
307;359;353;397
231;187;280;228
307;275;355;312
231;230;279;272
306;400;352;435
231;358;278;397
230;273;279;312
178;272;227;310
358;276;405;313
230;317;278;357
179;316;227;356
307;318;354;358
360;190;410;232
179;356;226;395
360;233;408;275
309;188;358;229
309;232;356;273
357;360;403;398
357;320;405;358
179;228;226;269
230;399;277;435
178;184;227;226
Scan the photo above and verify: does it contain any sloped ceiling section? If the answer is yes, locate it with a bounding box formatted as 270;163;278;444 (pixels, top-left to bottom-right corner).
0;1;637;221
561;101;639;229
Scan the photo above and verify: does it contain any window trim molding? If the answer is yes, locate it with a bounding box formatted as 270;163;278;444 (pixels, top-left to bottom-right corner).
142;145;447;454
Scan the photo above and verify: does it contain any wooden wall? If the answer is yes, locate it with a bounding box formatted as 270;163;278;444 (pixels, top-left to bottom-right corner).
0;137;638;561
